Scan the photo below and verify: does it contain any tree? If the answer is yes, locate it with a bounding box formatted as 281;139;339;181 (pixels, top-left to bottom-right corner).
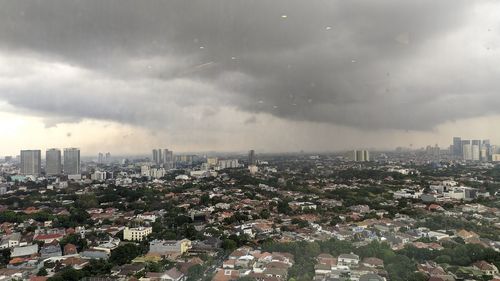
110;244;143;265
0;248;11;266
47;267;84;281
222;239;237;251
60;233;88;251
435;255;452;264
277;201;292;214
408;272;428;281
187;264;204;281
199;194;210;206
259;209;270;219
37;267;48;276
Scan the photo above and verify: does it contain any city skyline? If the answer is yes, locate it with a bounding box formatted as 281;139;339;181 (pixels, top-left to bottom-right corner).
0;1;500;154
1;2;499;280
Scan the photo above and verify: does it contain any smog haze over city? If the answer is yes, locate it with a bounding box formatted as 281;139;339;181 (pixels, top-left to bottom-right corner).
1;0;500;155
1;2;500;281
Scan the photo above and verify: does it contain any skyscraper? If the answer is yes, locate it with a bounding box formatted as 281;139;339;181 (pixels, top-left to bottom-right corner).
453;137;462;157
462;141;472;161
46;148;62;175
480;146;488;161
248;150;256;165
472;144;480;161
20;150;41;176
471;140;481;146
98;153;104;164
355;150;364;161
352;150;370;162
64;148;81;175
162;149;174;169
152;149;162;165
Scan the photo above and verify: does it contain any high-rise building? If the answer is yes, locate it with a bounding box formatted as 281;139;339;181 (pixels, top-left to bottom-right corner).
472;140;481;146
462;142;472;161
46;148;62;175
480;146;488;161
105;152;111;162
175;155;194;164
162;149;174;169
20;150;42;176
98;153;104;164
206;157;218;168
152;148;173;168
453;137;462;157
355;150;364;161
248;150;256;165
472;144;480;161
218;159;239;169
352;150;370;162
364;150;370;161
152;149;162;165
64;148;81;175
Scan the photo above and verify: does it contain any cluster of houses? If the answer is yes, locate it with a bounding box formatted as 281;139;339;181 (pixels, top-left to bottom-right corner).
314;253;386;281
213;246;294;281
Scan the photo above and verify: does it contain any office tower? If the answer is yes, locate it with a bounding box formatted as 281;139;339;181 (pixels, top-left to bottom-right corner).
46;148;62;175
105;152;111;162
461;140;470;151
462;142;472;161
480;146;488;161
175;155;194;165
20;150;42;176
248;150;256;165
426;144;440;159
98;153;104;164
355;150;365;161
91;171;107;181
218;159;239;169
64;148;81;175
488;145;497;160
152;149;159;164
363;150;370;161
162;149;174;169
207;157;218;167
472;144;480;161
453;137;462;157
152;149;162;165
352;150;370;162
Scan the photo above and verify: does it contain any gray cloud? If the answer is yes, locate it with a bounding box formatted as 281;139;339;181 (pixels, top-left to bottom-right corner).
0;0;499;132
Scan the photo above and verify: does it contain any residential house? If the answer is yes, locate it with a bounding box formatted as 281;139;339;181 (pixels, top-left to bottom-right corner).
0;232;21;249
40;242;62;259
473;261;499;276
338;253;360;267
11;244;38;258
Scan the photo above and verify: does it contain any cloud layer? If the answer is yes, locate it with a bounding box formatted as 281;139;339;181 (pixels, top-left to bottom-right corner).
0;0;500;153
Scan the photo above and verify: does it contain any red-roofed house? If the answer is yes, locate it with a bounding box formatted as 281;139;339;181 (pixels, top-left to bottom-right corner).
33;233;63;244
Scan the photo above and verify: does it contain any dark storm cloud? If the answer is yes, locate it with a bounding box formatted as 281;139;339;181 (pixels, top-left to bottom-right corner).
0;0;498;130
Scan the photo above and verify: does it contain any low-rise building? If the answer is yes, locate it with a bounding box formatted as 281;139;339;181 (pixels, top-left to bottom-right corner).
149;239;192;256
123;226;152;241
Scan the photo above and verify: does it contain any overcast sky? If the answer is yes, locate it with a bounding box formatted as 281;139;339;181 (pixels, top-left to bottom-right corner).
0;0;499;156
